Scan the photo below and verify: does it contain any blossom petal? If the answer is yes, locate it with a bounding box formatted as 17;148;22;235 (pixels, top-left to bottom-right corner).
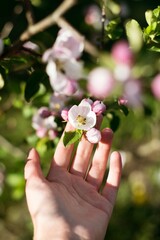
63;59;83;80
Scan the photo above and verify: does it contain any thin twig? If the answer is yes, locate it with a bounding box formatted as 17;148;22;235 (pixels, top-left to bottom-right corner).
1;0;99;58
20;0;76;41
24;0;35;26
0;0;76;58
101;0;106;49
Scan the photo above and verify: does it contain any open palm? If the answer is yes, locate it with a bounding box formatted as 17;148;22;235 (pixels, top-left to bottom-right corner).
25;123;122;240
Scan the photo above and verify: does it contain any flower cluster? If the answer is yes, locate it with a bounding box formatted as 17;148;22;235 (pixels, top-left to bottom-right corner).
32;29;129;141
41;29;145;108
62;98;106;145
32;93;67;140
42;29;84;96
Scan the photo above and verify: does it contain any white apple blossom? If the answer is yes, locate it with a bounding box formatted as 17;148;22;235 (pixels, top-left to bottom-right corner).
86;128;101;143
68;101;96;131
53;28;84;59
42;29;84;95
49;93;67;113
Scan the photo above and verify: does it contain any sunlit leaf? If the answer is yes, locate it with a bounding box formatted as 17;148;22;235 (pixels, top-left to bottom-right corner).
125;19;143;52
63;130;83;147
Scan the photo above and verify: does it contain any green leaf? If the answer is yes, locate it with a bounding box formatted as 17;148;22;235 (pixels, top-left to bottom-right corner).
125;19;143;52
109;112;120;132
105;18;123;40
119;105;129;116
24;70;47;102
63;130;83;147
145;10;153;25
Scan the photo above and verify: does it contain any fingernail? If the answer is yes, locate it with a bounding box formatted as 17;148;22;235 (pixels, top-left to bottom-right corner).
102;128;113;139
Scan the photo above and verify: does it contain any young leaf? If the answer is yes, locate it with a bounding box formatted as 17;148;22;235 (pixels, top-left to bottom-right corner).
24;70;47;102
125;19;143;52
63;130;83;147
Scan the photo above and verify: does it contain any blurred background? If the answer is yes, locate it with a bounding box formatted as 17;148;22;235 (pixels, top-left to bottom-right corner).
0;0;160;239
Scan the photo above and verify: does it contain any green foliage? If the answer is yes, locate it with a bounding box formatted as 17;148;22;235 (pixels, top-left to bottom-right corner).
105;18;123;40
143;6;160;51
63;130;83;147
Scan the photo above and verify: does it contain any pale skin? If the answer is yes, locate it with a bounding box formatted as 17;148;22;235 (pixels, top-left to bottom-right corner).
25;121;122;240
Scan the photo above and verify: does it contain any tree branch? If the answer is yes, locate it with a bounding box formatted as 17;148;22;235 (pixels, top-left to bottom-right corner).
1;0;99;58
24;0;35;26
20;0;76;41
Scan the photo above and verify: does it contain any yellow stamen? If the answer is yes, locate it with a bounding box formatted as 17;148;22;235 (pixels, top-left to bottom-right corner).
76;115;86;126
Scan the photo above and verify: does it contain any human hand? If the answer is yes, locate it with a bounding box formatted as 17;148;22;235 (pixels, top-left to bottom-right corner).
25;122;122;240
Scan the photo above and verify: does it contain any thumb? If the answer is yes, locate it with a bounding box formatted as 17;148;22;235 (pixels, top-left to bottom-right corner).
25;148;44;181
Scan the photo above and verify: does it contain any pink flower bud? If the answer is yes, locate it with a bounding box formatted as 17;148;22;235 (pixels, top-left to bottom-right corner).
118;96;128;106
38;107;51;118
61;80;77;96
92;100;106;115
151;74;160;100
23;41;40;53
61;109;69;121
80;98;93;106
111;40;134;66
86;128;101;144
36;127;47;138
87;67;115;99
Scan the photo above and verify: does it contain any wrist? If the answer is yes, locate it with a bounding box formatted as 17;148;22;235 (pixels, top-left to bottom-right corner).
33;216;71;240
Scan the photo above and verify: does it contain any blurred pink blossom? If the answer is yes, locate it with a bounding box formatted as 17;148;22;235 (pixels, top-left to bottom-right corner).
151;74;160;100
114;64;131;82
118;96;128;106
48;129;58;140
85;5;101;30
44;57;82;95
61;109;69;121
87;67;115;99
32;107;57;139
86;128;101;143
111;40;134;66
124;79;142;107
23;41;40;53
53;28;84;59
49;93;67;113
